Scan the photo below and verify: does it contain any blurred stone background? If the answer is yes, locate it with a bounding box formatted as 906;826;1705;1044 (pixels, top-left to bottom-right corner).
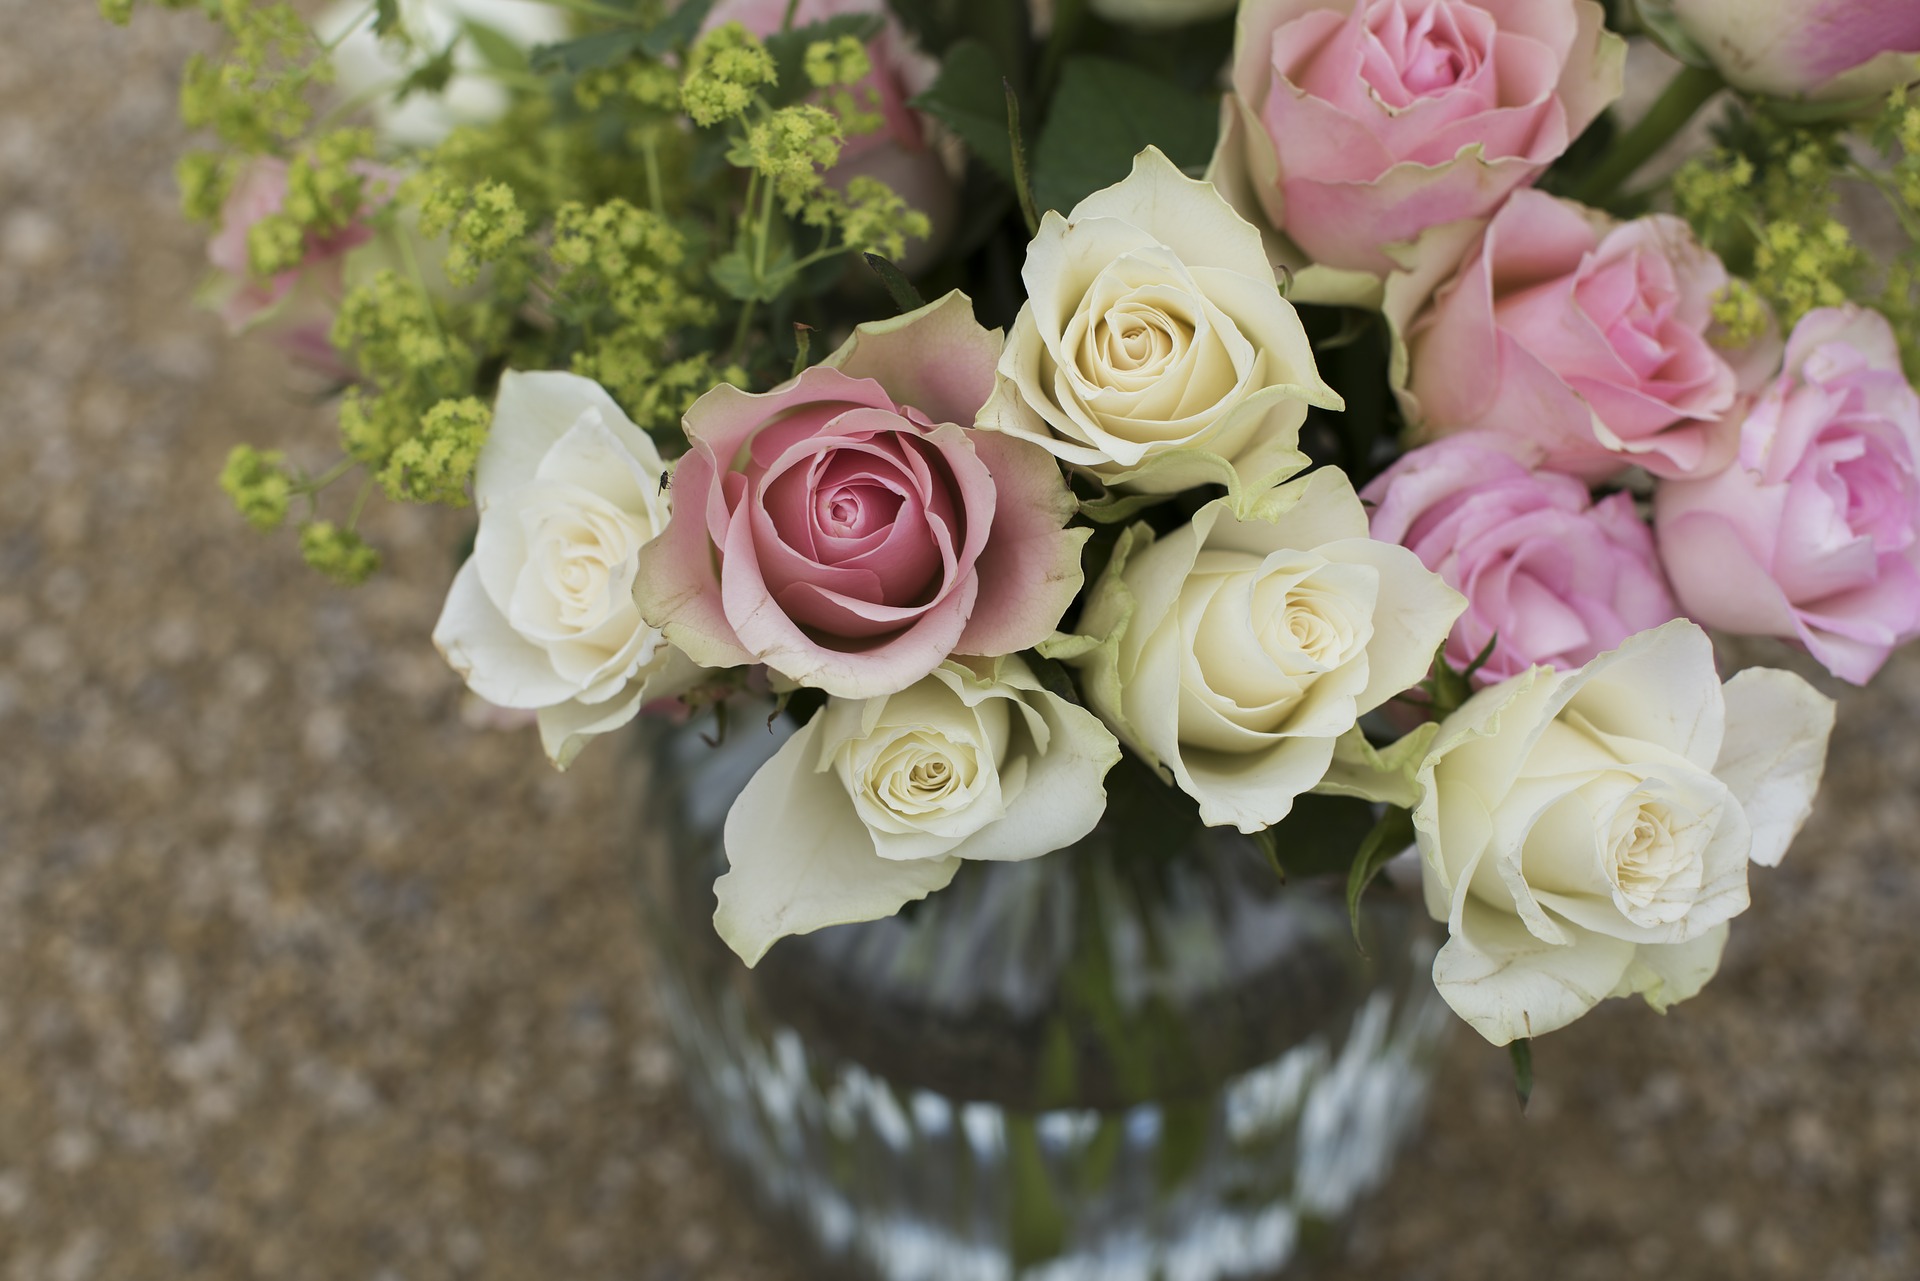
2;5;1917;1279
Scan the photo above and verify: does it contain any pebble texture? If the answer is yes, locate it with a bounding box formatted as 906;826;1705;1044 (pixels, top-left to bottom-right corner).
5;7;1917;1279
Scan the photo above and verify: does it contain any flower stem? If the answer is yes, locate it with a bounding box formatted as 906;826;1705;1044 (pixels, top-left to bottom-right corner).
1568;64;1724;207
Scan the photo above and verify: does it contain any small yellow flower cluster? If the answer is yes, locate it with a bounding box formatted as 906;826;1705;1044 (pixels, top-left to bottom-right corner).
1675;128;1863;335
248;129;382;278
218;445;294;531
681;23;778;127
331;270;481;499
546;199;724;435
178;1;324;153
298;521;381;585
380;397;490;506
416;178;526;287
735;105;846;212
1710;278;1771;347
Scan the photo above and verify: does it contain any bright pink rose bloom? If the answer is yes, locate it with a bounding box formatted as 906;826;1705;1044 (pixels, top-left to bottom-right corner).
1408;191;1768;481
206;157;392;378
1364;435;1678;684
701;0;953;266
634;292;1087;699
1656;306;1920;685
1210;0;1623;276
1649;0;1920;102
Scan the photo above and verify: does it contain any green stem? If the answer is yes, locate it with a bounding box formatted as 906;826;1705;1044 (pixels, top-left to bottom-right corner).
345;475;375;531
639;134;666;218
299;458;358;494
1568;64;1724;207
314;0;378;54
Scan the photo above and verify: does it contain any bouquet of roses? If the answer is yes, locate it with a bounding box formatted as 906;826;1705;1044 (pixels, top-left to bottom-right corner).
104;0;1920;1062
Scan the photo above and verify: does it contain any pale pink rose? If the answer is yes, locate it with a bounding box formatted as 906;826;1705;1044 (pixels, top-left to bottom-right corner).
701;0;953;264
206;157;393;378
1209;0;1623;277
1408;190;1768;482
1364;435;1678;685
1656;306;1920;685
1650;0;1920;102
632;292;1087;699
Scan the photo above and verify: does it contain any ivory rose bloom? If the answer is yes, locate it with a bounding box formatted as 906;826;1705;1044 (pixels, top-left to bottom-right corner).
1072;467;1463;832
316;0;570;148
634;292;1086;699
433;372;693;768
978;148;1340;510
1364;436;1678;684
715;657;1123;964
1416;621;1833;1045
1656;307;1920;685
1406;191;1764;481
1641;0;1920;102
1209;0;1624;282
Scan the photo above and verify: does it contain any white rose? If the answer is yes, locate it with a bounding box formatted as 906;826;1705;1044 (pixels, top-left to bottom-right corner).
316;0;570;149
977;147;1342;513
433;370;693;768
1416;620;1835;1046
715;656;1122;965
1070;467;1464;832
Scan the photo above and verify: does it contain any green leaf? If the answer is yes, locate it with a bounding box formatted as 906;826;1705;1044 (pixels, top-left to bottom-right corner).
1344;805;1415;955
1077;490;1169;524
911;38;1018;184
462;19;529;73
1509;1038;1534;1114
862;252;925;313
395;42;458;100
1030;56;1218;216
373;0;402;38
530;29;644;74
710;248;791;303
1005;80;1039;235
1317;723;1437;811
640;0;714;57
1262;793;1381;882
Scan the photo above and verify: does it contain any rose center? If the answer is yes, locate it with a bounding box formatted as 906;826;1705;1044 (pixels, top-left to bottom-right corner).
815;479;903;540
1363;0;1479;104
1098;305;1187;377
1602;795;1704;926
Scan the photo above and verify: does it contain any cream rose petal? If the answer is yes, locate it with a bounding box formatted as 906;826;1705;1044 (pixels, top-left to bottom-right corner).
716;718;961;967
1715;667;1836;867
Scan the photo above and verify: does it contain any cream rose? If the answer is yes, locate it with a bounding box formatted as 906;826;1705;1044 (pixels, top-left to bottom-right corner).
1071;467;1463;832
433;371;693;768
977;147;1341;512
715;657;1122;964
316;0;570;149
1415;621;1834;1045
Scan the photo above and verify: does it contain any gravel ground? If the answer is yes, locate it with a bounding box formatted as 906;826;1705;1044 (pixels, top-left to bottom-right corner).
3;7;1917;1280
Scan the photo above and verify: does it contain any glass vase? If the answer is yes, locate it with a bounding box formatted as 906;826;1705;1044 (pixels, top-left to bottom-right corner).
626;710;1450;1281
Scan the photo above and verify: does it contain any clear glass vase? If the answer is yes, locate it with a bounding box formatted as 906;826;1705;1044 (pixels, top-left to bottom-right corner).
626;710;1451;1281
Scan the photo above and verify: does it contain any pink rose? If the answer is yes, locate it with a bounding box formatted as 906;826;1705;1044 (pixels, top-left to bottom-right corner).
633;292;1087;698
1407;190;1767;481
1364;435;1678;684
1656;306;1920;685
206;157;391;378
1647;0;1920;102
1209;0;1623;277
701;0;953;266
